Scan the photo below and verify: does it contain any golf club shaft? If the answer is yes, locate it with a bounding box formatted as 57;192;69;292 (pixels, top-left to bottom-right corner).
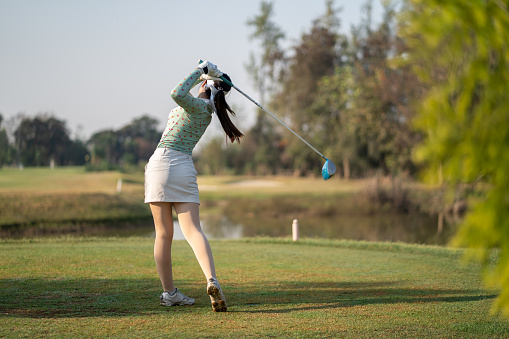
198;59;327;160
229;82;327;160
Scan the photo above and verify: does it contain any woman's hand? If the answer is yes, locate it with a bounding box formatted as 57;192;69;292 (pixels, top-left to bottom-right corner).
197;60;212;74
197;60;223;78
208;64;223;78
198;80;208;96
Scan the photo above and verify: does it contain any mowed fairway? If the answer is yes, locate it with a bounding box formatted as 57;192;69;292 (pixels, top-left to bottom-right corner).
0;237;507;338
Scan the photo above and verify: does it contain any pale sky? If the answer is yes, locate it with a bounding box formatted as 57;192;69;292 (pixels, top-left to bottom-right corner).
0;0;382;142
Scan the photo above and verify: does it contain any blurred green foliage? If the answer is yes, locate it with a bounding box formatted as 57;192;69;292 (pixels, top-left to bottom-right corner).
402;0;509;316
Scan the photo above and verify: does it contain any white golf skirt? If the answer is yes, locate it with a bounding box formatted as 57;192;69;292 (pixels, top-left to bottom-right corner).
144;148;199;204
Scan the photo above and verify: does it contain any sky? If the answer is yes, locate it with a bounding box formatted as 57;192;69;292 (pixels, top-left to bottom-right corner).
0;0;383;142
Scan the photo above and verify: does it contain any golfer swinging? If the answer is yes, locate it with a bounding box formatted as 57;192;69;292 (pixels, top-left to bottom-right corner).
144;60;242;312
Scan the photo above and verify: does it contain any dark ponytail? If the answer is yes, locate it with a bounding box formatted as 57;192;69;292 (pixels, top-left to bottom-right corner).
207;73;244;143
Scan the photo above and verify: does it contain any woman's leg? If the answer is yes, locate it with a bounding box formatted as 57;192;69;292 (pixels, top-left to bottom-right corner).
174;202;227;312
173;202;216;280
149;202;175;292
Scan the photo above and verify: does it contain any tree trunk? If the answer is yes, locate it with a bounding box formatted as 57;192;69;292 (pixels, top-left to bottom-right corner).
343;158;350;180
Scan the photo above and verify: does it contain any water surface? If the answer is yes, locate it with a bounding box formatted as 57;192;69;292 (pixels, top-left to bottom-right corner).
91;212;454;246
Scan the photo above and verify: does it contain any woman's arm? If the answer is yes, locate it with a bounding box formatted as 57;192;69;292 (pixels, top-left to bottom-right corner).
170;69;205;111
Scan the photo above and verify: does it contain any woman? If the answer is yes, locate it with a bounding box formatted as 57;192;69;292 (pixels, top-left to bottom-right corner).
144;61;242;312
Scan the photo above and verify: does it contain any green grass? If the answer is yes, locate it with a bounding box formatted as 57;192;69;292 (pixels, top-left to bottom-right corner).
0;167;150;229
0;167;363;196
0;237;507;338
0;167;370;231
0;167;133;194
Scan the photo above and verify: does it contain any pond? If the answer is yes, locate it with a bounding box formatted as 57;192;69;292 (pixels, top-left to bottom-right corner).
196;212;455;246
15;211;453;246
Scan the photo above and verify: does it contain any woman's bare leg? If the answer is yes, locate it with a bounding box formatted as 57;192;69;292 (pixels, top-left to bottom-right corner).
149;202;175;292
173;202;227;311
173;202;216;280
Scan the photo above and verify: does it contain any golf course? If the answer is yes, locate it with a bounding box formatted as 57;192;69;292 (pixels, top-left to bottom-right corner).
2;0;509;335
0;167;507;337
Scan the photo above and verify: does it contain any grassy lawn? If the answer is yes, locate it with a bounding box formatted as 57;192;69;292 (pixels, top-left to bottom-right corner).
0;167;140;195
0;237;507;338
0;167;150;228
0;166;365;197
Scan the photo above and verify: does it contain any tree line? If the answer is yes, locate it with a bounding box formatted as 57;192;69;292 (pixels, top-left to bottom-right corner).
0;0;419;177
196;0;423;178
0;0;501;184
0;113;160;170
0;1;416;177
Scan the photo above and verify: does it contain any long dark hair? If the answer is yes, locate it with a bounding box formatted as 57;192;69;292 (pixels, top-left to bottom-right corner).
206;73;243;143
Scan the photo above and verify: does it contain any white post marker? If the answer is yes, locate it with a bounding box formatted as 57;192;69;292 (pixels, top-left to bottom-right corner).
117;178;122;193
292;219;299;241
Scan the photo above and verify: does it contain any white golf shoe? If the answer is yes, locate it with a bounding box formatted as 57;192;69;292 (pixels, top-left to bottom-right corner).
160;289;195;307
207;278;227;312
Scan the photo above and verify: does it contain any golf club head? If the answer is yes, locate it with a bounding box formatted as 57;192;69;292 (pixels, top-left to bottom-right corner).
322;159;336;181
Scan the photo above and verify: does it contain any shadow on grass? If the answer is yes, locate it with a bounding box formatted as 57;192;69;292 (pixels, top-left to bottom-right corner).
0;278;495;318
231;280;496;314
0;278;197;318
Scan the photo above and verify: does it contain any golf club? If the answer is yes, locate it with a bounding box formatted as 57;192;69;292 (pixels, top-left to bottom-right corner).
199;60;336;180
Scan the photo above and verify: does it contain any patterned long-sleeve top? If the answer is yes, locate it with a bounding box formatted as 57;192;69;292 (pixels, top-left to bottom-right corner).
157;68;212;155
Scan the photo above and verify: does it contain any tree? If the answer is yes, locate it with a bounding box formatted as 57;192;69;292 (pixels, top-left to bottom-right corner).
14;114;71;166
273;0;343;175
64;139;89;166
87;129;122;167
86;114;160;169
245;0;286;106
0;114;14;167
309;0;422;179
195;137;228;175
402;0;509;316
118;115;160;165
346;0;421;176
244;0;288;174
313;66;360;178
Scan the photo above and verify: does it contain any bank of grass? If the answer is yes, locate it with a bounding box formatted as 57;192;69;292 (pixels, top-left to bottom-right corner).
0;167;372;232
0;237;506;338
0;167;362;197
0;167;150;229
